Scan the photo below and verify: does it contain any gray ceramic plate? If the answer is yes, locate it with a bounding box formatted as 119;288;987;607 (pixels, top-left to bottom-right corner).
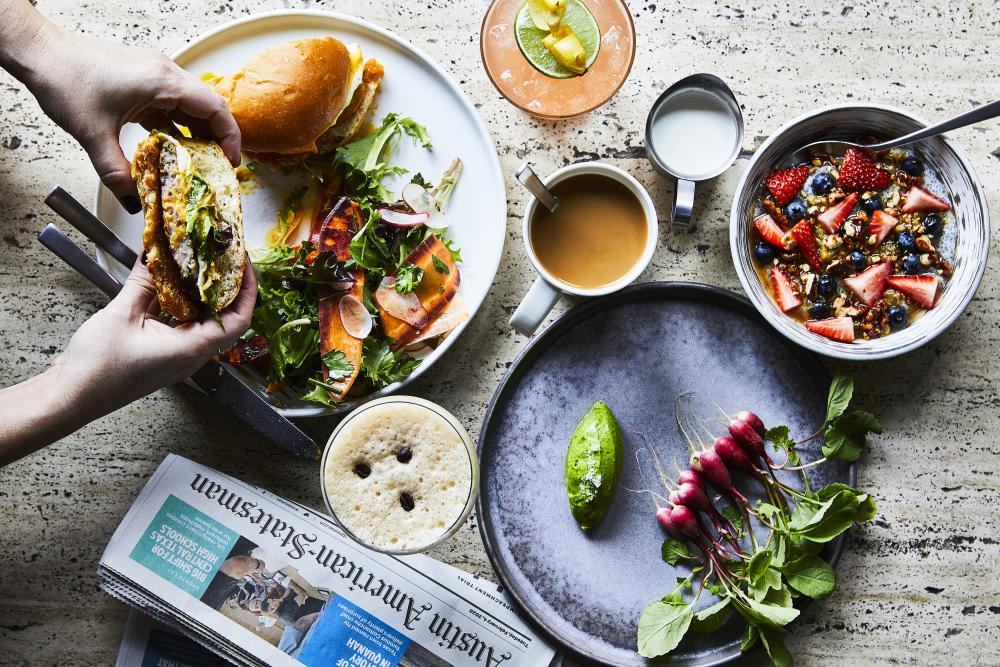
478;282;853;666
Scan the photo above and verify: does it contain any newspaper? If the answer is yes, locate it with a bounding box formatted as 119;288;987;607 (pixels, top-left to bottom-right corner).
100;455;556;667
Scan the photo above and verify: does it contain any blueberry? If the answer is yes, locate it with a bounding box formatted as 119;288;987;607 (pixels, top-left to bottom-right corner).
861;196;881;215
900;156;924;176
754;242;776;264
924;213;942;236
785;199;808;222
850;250;867;270
888;305;908;329
902;254;922;274
897;231;915;251
811;172;835;195
808;301;830;319
817;275;836;297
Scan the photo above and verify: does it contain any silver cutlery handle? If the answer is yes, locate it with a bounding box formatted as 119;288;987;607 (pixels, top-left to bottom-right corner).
869;99;1000;150
515;163;559;213
37;224;122;298
45;186;139;268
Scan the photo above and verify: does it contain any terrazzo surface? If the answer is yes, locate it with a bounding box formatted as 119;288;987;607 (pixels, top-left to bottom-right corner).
0;1;998;665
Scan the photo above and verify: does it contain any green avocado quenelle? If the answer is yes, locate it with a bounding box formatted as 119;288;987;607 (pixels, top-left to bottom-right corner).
565;401;623;531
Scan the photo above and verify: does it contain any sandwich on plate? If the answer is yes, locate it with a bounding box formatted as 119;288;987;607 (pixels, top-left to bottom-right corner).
209;36;384;167
132;132;246;322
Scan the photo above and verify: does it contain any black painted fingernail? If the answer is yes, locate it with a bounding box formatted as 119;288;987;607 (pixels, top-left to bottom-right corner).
121;196;141;215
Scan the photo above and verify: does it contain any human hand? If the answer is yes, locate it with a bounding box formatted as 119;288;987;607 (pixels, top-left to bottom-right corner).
51;259;257;420
19;22;241;213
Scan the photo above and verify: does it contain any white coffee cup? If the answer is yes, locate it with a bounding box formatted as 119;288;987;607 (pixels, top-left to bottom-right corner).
509;162;659;336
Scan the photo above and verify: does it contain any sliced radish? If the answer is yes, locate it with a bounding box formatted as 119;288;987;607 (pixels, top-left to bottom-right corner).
327;280;354;292
338;294;372;339
375;277;429;327
408;293;469;345
378;207;429;227
402;183;449;229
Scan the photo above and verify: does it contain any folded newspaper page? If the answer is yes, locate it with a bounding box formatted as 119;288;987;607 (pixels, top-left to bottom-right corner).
115;610;230;667
100;455;555;667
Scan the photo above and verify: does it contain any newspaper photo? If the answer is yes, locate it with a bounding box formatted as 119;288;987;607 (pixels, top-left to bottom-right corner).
100;455;556;667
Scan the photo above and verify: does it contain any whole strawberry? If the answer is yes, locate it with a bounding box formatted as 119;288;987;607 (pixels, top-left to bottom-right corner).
838;148;891;192
765;166;810;206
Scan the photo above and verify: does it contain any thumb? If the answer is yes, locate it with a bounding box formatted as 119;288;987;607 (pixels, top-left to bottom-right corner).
85;125;142;214
113;258;159;319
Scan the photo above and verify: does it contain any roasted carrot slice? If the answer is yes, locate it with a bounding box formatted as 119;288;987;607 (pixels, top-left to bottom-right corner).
378;235;460;348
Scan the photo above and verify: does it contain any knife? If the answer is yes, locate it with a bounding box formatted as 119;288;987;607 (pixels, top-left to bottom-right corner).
37;221;320;459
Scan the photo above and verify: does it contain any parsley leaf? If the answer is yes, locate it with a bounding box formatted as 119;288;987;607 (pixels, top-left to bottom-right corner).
394;262;424;294
321;350;354;381
431;254;450;274
360;338;421;390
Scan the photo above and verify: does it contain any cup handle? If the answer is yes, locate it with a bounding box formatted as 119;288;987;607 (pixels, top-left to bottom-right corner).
671;178;696;229
509;277;561;336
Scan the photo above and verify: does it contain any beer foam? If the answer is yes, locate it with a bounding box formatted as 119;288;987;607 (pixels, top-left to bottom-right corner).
323;401;473;551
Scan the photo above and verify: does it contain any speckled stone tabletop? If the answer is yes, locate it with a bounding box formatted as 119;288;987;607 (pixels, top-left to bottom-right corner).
1;1;997;665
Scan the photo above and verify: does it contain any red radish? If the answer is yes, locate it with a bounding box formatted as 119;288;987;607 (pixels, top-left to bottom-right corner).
656;507;681;539
375;277;429;327
675;482;713;513
754;214;787;248
770;266;803;312
805;316;855;342
789;220;822;271
817;192;858;233
338;294;372;339
887;274;941;308
377;207;430;227
728;419;766;459
402;183;449;229
842;261;893;307
868;210;898;245
678;469;705;490
692;449;732;490
737;410;765;436
714;436;756;473
670;505;700;538
901;186;949;214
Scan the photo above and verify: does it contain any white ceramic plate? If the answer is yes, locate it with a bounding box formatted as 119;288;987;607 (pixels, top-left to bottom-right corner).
94;10;506;417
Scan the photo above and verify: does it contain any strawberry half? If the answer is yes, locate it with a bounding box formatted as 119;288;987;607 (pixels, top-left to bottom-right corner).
838;148;891;192
817;192;858;233
770;266;803;312
754;214;787;248
842;261;893;307
901;186;950;214
887;274;941;308
789;220;822;271
868;210;899;245
765;166;810;206
805;317;855;342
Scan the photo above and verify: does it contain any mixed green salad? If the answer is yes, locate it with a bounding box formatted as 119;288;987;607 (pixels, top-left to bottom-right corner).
227;114;465;407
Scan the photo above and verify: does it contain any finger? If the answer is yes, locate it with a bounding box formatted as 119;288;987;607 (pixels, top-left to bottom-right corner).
218;261;257;333
137;110;175;133
85;125;141;214
155;72;241;166
177;262;257;355
114;258;159;319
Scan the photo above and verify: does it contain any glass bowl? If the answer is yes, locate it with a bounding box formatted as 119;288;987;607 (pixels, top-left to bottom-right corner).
480;0;636;119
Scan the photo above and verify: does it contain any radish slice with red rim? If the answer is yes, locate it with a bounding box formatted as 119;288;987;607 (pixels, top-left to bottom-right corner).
338;294;372;339
378;208;429;227
375;277;429;327
402;183;449;229
327;280;354;292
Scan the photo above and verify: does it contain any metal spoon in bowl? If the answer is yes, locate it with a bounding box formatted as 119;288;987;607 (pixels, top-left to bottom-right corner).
795;98;1000;158
515;163;559;212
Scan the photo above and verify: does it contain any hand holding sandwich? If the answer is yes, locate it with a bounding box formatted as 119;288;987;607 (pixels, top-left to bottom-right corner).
0;260;256;467
0;1;241;213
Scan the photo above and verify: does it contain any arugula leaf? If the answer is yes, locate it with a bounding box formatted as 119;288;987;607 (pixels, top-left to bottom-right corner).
361;338;421;390
321;350;354;381
825;374;854;423
301;378;338;407
268;319;318;383
747;549;772;584
691;598;731;634
349;216;393;272
394;262;424;294
822;411;882;461
759;627;794;667
661;538;698;565
740;623;759;651
636;599;694;658
442;237;463;263
736;597;800;628
334;113;431;200
782;553;836;599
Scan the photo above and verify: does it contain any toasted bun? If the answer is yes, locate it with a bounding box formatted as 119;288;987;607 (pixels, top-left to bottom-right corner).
133;132;245;321
212;37;353;155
